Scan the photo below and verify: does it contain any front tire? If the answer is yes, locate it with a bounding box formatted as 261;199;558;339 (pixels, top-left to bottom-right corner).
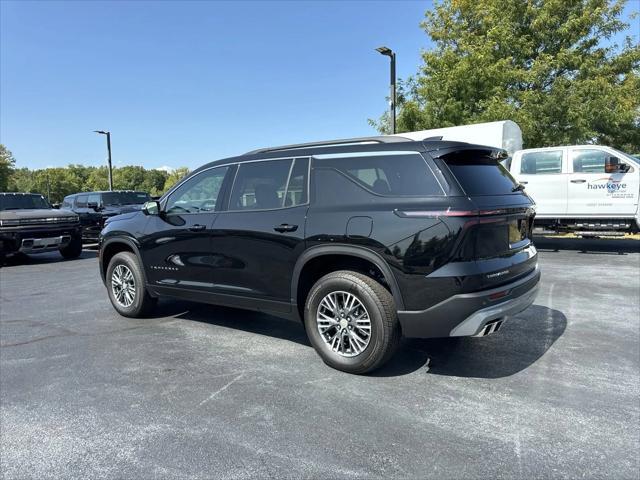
304;271;400;374
106;251;157;317
59;235;82;259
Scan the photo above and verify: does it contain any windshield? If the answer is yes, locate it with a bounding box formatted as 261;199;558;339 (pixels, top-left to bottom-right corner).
102;191;150;206
0;194;51;211
610;147;640;164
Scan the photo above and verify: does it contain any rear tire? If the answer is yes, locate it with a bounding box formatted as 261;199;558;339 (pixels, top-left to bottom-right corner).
304;270;400;374
59;235;82;259
106;251;157;317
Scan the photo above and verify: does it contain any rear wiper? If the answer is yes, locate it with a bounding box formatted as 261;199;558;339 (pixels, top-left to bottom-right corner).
512;183;526;192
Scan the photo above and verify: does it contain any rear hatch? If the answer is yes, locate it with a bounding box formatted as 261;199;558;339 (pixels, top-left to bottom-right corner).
437;148;537;288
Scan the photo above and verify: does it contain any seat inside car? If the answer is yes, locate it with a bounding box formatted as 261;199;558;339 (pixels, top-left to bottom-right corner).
254;183;281;209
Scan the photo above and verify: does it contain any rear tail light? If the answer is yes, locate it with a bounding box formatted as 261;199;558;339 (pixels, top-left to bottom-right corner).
394;208;509;218
488;290;509;301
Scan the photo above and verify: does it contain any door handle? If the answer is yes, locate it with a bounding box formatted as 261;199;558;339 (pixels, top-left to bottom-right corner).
189;224;206;231
571;179;586;184
274;224;298;233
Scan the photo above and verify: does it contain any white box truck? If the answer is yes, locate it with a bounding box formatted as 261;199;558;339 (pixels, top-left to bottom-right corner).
394;120;523;156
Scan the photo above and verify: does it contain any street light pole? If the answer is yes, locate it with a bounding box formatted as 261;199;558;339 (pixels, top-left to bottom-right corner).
375;46;397;134
94;130;113;191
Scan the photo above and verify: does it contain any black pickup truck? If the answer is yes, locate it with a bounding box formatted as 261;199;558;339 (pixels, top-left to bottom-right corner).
0;192;82;263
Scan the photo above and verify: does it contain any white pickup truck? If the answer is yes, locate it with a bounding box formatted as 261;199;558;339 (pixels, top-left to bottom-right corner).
510;145;640;234
397;122;640;235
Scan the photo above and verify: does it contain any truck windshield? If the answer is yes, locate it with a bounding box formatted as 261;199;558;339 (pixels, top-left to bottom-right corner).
102;192;150;206
0;194;50;211
610;147;640;164
441;149;520;196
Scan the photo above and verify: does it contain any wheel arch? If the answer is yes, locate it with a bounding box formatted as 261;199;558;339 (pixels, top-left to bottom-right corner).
291;245;405;318
100;237;147;285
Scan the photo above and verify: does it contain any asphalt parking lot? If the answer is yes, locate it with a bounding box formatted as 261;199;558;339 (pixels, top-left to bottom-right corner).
1;238;639;479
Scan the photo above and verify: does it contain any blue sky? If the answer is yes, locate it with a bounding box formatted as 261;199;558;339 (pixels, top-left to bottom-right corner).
1;0;638;171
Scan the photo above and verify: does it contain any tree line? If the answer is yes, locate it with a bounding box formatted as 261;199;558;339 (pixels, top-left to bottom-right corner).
0;144;190;203
371;0;639;153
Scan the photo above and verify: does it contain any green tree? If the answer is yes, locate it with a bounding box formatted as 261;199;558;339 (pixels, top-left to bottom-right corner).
0;144;16;191
372;0;640;152
163;167;190;192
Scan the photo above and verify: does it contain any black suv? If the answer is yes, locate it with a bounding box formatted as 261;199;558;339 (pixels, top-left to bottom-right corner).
1;192;82;262
99;136;540;373
62;190;150;242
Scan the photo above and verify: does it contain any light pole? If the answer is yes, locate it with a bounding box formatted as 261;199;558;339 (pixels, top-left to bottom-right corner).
375;46;396;134
94;130;113;191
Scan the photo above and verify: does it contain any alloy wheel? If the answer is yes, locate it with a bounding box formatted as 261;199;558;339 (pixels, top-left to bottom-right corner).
316;291;371;357
111;264;136;308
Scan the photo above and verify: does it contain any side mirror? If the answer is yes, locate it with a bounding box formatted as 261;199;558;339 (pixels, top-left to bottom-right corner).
143;200;161;216
87;201;100;211
605;156;629;174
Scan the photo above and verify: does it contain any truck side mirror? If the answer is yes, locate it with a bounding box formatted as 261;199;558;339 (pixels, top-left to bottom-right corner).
87;201;100;211
143;201;161;216
605;156;629;173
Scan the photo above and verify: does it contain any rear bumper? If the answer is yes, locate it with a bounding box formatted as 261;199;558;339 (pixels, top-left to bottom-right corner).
397;265;540;338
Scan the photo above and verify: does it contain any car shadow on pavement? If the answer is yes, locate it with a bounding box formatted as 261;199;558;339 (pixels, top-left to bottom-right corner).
1;249;97;268
534;236;640;255
156;300;312;346
151;302;565;379
400;305;567;379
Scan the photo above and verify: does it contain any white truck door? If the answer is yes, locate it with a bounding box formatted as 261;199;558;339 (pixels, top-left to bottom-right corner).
515;148;568;216
567;147;639;216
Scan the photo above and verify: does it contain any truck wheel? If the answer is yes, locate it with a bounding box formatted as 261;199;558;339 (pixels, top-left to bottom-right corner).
304;271;400;374
106;252;157;318
59;236;83;259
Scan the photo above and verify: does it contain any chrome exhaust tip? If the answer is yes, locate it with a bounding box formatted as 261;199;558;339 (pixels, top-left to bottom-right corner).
475;319;504;337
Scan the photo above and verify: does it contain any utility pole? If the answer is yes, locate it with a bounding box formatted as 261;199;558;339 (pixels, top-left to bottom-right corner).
376;46;397;134
94;130;113;191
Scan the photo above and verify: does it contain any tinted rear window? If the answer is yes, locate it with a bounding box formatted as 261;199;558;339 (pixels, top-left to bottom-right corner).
315;153;443;197
443;150;519;195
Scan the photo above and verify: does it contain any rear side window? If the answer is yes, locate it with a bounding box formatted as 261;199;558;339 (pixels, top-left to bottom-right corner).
314;153;443;196
284;158;309;207
443;150;519;196
521;150;563;174
230;159;292;210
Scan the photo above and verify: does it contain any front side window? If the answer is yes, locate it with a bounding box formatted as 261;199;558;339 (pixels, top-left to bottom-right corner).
520;150;563;174
315;153;443;196
87;194;101;206
229;159;293;210
165;166;229;214
571;149;624;173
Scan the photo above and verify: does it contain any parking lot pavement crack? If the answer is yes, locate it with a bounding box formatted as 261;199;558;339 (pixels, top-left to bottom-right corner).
197;372;245;407
0;319;180;348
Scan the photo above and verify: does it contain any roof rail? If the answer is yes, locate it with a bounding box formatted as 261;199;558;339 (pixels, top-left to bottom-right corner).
245;135;413;155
